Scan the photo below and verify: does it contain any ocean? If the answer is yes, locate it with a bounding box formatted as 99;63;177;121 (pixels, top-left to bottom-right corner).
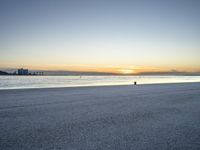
0;75;200;89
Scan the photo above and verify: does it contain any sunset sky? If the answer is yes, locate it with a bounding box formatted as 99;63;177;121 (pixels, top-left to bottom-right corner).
0;0;200;74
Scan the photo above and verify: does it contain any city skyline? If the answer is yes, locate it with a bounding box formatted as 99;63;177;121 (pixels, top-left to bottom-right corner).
1;0;200;74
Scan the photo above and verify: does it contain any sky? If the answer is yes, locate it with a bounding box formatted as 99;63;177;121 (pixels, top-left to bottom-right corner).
0;0;200;74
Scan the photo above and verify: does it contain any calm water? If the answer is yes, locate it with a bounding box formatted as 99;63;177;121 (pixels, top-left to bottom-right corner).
0;75;200;89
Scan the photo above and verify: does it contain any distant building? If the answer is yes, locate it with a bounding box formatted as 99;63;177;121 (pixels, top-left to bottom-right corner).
18;68;28;75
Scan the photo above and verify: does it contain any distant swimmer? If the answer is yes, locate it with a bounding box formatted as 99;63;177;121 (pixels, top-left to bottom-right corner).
134;81;137;85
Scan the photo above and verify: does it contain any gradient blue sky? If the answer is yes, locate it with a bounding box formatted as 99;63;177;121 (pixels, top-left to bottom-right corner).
1;0;200;73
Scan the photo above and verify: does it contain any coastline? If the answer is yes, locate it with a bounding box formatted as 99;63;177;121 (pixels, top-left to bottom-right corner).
0;78;200;90
0;82;200;149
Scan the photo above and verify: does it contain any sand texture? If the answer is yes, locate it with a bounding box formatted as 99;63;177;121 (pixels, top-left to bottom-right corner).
0;83;200;150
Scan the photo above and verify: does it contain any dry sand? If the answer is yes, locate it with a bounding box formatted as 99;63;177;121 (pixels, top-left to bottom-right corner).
0;83;200;150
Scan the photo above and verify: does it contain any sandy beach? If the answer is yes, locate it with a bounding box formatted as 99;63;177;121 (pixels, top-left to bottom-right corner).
0;82;200;150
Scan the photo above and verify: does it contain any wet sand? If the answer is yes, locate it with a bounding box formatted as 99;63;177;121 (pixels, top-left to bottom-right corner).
0;83;200;150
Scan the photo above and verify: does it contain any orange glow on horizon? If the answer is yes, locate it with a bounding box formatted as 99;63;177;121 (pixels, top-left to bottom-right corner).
118;69;134;74
1;63;200;75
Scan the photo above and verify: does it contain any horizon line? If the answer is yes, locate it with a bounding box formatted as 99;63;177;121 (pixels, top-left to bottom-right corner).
1;67;200;76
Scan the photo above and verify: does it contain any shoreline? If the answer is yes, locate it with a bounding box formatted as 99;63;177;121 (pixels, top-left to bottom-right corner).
0;81;200;91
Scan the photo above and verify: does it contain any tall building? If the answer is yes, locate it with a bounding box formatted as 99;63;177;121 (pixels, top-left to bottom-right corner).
18;68;28;75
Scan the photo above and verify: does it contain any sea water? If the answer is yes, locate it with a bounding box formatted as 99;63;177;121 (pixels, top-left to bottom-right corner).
0;75;200;89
